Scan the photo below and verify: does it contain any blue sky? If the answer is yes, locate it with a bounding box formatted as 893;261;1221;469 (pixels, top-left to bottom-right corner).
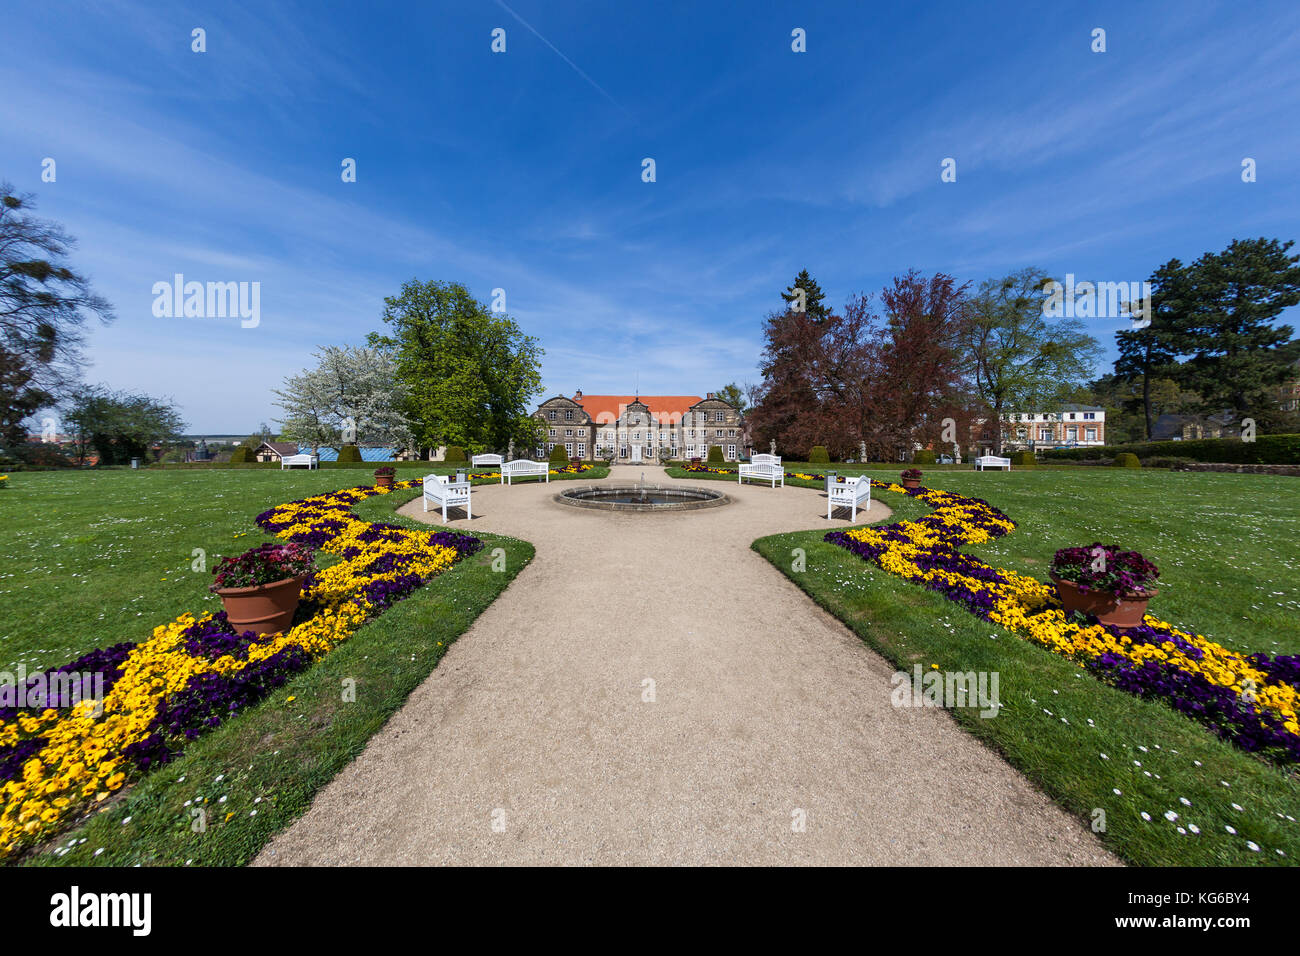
3;0;1298;433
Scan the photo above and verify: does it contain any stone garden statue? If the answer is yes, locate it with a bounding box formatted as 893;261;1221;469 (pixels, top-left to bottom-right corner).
507;439;515;460
769;440;776;456
859;441;866;462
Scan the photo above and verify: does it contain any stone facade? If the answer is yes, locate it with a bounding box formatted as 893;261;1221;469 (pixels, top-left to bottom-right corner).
533;391;746;462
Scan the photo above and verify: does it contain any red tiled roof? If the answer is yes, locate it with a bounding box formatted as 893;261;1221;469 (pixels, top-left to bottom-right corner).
573;394;703;424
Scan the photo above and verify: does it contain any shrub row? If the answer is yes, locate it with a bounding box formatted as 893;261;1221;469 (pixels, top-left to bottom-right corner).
1040;434;1300;465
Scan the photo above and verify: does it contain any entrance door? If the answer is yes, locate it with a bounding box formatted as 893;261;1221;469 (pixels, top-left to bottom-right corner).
630;444;642;463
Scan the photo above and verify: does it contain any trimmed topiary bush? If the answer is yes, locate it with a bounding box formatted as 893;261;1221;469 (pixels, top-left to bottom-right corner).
443;445;467;464
548;444;569;464
808;445;830;464
706;445;725;463
1011;451;1037;468
913;449;936;465
229;445;254;464
337;444;363;464
1114;452;1141;468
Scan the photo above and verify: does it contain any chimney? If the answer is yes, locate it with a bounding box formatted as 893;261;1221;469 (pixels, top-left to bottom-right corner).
706;392;714;400
575;389;583;400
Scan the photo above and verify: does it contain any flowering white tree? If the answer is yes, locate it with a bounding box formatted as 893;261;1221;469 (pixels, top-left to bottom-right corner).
273;346;413;454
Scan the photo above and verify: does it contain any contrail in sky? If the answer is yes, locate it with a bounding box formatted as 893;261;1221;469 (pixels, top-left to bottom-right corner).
493;0;635;121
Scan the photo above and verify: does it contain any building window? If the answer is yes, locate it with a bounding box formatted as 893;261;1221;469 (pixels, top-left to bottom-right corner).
565;442;573;457
1084;412;1095;420
714;411;724;422
1085;428;1097;441
577;443;586;458
547;410;556;420
1039;428;1050;441
1067;426;1078;440
548;428;556;437
727;444;736;459
565;409;573;420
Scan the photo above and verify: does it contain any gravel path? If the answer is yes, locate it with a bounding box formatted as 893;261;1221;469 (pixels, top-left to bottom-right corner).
255;466;1116;866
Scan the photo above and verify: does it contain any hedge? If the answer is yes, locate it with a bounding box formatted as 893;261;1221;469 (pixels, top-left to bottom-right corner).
913;449;937;465
443;445;467;464
336;444;363;464
1039;434;1300;465
548;444;570;464
1010;451;1037;468
1114;452;1141;469
808;445;830;464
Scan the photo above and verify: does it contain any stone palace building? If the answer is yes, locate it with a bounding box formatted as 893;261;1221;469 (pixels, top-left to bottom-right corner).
533;391;747;462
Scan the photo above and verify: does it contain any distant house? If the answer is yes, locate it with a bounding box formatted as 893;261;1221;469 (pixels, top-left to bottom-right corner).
1151;412;1237;442
253;441;300;463
969;404;1107;453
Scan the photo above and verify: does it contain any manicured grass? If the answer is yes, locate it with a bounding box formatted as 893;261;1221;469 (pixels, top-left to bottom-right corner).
21;487;533;867
0;466;598;673
673;466;1300;656
749;475;1300;866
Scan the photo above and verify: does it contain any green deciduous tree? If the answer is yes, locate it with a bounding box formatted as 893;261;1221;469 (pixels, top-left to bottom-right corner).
714;382;749;414
368;280;544;453
962;268;1103;452
62;386;185;466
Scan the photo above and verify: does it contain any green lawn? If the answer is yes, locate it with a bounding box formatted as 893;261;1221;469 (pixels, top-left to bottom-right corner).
10;483;534;866
0;466;596;673
739;467;1300;866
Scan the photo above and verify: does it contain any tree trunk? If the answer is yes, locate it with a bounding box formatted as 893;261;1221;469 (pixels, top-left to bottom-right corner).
1142;366;1154;440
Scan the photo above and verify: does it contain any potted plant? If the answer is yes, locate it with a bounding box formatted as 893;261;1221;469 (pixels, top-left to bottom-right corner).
900;468;923;489
1049;543;1160;630
210;542;315;637
373;465;396;489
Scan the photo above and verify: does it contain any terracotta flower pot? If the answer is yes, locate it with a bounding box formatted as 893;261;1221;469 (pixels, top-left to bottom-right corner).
902;478;921;489
1050;574;1156;630
375;474;394;489
216;574;307;637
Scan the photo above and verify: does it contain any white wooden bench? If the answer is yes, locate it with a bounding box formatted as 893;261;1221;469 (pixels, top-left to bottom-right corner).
422;474;472;522
500;459;550;485
973;455;1011;471
471;453;503;470
738;453;784;488
280;453;318;470
827;475;871;520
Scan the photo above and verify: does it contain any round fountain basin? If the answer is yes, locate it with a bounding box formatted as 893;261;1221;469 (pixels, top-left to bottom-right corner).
556;484;729;512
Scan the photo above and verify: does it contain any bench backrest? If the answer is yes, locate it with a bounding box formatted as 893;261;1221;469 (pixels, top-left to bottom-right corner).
283;454;315;464
977;455;1009;465
471;454;503;466
751;454;781;467
503;459;546;473
423;474;469;498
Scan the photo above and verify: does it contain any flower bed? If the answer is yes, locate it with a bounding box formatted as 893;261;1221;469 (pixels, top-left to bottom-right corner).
0;479;481;857
824;480;1300;764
